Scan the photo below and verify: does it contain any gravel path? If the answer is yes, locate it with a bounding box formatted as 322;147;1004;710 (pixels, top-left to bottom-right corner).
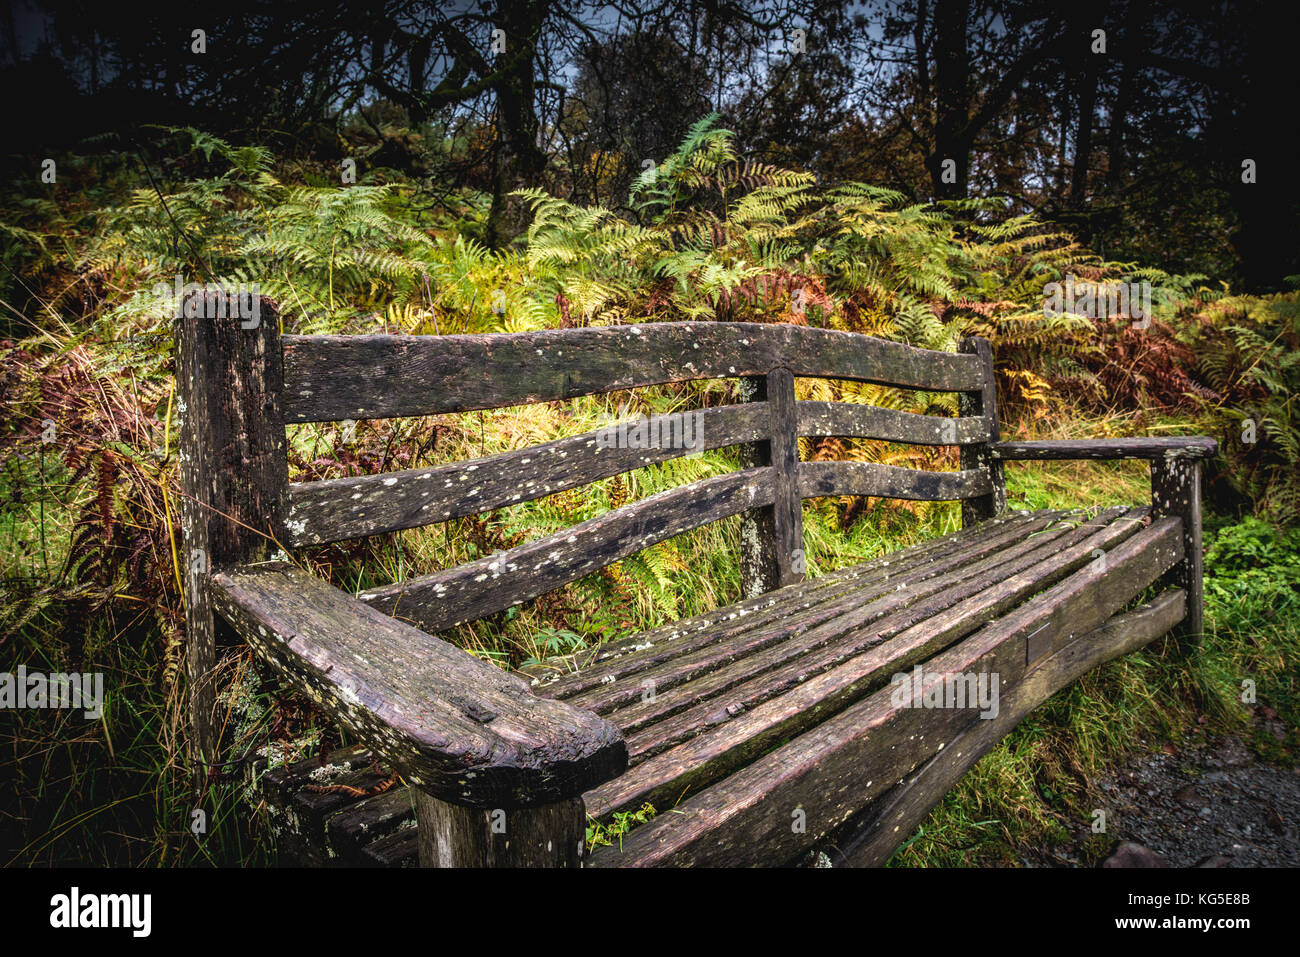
1079;729;1299;867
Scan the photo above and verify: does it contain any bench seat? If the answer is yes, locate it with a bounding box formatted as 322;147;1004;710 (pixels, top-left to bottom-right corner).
242;505;1186;867
513;505;1185;865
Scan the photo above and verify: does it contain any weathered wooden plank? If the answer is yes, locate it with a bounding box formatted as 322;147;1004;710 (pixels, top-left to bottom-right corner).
991;437;1218;460
735;373;770;599
358;467;776;635
527;510;1050;697
209;562;626;808
736;368;803;593
818;589;1187;866
414;791;585;867
250;744;393;865
174;298;289;786
1151;458;1205;641
796;401;992;445
325;789;418;866
281;323;984;423
584;510;1159;820
609;509;1129;758
604;510;1134;763
363;825;420;867
958;336;1005;525
574;508;1094;722
797;461;992;502
284;403;769;546
587;517;1184;866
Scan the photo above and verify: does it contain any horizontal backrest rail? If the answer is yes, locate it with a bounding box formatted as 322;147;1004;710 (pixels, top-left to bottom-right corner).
796;401;993;446
285;402;770;546
282;323;985;423
797;461;993;502
358;467;777;635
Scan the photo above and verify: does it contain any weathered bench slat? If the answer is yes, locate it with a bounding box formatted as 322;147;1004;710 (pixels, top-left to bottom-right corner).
583;509;1158;819
587;517;1184;866
606;508;1130;755
818;588;1187;866
796;401;993;445
798;461;993;501
991;437;1218;460
533;511;1058;701
284;402;770;546
209;562;626;808
527;510;1051;696
358;467;776;634
281;323;984;423
600;509;1141;772
568;509;1093;720
958;336;1005;524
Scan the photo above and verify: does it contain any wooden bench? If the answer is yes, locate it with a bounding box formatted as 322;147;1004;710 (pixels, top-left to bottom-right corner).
175;301;1216;867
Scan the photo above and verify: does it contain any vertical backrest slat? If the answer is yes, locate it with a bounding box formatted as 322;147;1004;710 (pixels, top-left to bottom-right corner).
175;298;288;782
957;336;1006;526
737;369;804;596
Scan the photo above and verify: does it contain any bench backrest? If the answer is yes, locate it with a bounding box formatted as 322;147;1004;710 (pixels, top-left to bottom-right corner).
175;301;1003;637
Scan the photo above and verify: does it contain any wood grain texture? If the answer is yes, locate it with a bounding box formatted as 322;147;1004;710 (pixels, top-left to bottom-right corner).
992;437;1218;460
358;467;776;635
797;461;993;502
958;337;1005;525
735;368;803;594
284;402;769;546
1151;458;1205;641
796;401;993;445
584;508;1155;820
281;322;984;423
587;517;1184;866
523;510;1049;694
174;300;289;783
605;509;1128;762
818;589;1187;867
209;562;626;808
414;792;584;867
572;510;1093;721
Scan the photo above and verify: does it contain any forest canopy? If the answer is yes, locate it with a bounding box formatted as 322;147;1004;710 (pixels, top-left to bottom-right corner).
3;0;1297;289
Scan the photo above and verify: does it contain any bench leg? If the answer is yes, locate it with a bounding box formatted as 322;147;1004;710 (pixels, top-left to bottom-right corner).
414;790;586;867
1150;458;1204;642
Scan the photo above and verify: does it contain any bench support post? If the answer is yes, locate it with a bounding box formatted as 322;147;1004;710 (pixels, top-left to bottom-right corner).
175;297;288;792
738;368;803;596
1150;458;1204;641
414;790;586;867
958;337;1005;527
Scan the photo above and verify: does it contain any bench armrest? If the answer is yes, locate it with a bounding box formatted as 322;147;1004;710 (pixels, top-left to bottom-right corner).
210;562;627;808
990;437;1217;462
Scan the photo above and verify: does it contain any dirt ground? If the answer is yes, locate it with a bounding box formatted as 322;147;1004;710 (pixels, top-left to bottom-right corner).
1028;725;1300;868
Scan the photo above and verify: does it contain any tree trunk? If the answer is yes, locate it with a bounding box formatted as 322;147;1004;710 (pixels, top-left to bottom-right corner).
485;0;548;250
1069;6;1106;212
930;0;970;200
